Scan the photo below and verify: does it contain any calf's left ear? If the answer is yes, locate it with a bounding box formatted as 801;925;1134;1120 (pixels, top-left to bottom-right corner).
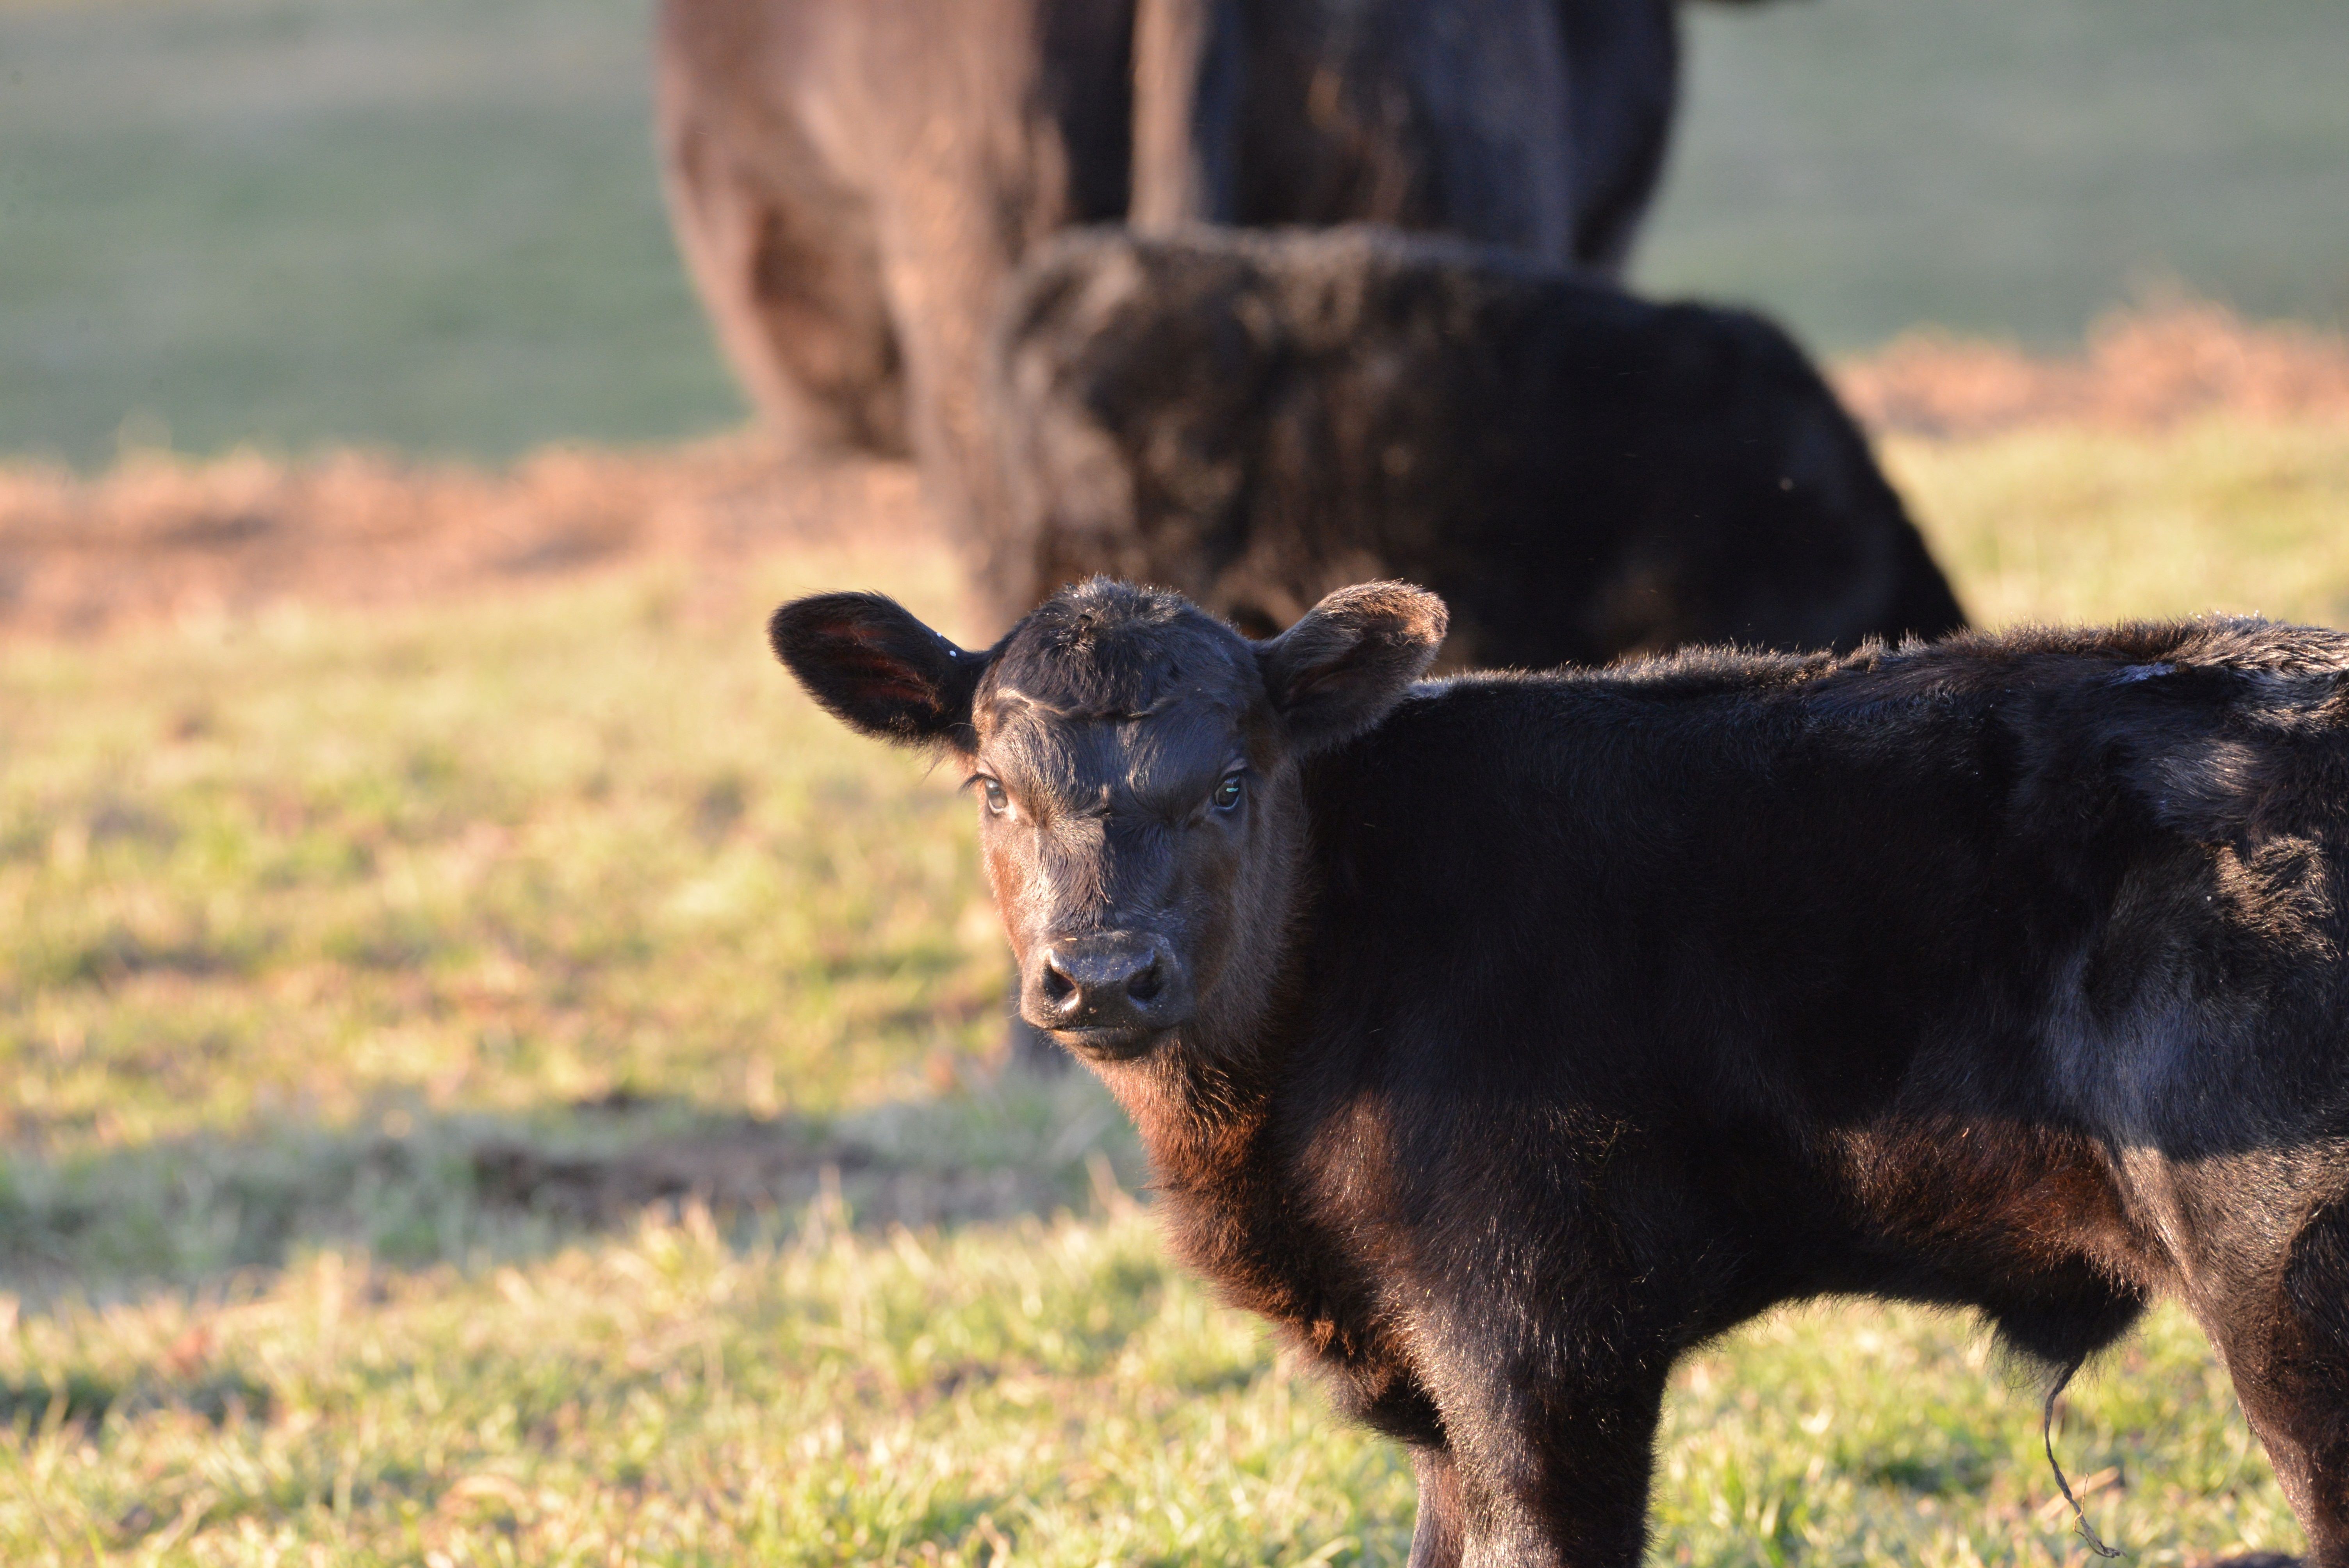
769;592;991;749
1256;582;1447;752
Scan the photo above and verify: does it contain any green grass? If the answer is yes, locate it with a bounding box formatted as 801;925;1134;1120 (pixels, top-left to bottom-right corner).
0;538;1151;1292
1883;417;2349;627
5;0;2346;465
1;0;745;468
0;543;995;1155
1646;0;2349;351
4;417;2349;1561
0;1213;2301;1565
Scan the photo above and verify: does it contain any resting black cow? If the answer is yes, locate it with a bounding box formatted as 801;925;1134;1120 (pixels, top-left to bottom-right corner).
658;0;1737;615
993;226;1964;668
773;577;2349;1565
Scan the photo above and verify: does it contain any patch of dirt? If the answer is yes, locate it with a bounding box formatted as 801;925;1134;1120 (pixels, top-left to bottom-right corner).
1835;300;2349;438
0;433;937;640
468;1123;1071;1231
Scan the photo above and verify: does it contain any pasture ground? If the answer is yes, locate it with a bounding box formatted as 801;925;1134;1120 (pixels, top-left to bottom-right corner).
6;354;2349;1560
8;0;2348;1557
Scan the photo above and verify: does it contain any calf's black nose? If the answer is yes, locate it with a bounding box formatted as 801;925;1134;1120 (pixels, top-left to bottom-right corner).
1025;933;1190;1044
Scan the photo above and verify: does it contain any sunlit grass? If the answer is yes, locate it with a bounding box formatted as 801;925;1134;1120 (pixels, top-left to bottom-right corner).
1;543;997;1159
0;1208;2299;1566
1889;416;2349;628
4;413;2348;1560
0;539;1060;1285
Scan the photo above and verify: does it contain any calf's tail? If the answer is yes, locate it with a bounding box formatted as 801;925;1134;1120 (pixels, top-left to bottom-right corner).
2040;1352;2125;1559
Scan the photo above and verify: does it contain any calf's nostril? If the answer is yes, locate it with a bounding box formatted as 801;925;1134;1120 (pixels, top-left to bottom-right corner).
1031;942;1180;1030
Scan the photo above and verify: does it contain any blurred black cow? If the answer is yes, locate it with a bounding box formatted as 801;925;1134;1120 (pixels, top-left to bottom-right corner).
655;0;1748;615
991;226;1965;672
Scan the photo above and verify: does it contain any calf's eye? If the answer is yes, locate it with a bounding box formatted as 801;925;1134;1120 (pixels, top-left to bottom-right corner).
1213;773;1244;812
981;779;1009;816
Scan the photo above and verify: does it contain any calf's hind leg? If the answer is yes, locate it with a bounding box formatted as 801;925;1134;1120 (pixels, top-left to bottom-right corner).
2199;1194;2349;1565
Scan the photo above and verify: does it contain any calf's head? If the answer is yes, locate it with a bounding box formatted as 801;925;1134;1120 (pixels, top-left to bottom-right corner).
770;579;1445;1062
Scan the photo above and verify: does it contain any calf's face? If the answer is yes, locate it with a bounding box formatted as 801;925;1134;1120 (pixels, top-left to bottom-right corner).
770;580;1445;1063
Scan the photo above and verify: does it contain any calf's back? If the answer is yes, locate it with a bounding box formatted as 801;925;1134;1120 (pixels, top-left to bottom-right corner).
993;226;1966;668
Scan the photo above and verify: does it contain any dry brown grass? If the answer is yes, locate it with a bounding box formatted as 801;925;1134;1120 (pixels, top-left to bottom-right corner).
0;436;931;640
1837;299;2349;438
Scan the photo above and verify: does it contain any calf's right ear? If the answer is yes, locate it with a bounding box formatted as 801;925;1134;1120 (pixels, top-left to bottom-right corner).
1256;582;1447;752
769;592;991;749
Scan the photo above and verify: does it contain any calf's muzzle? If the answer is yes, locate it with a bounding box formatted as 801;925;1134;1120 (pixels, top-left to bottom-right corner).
1023;932;1192;1054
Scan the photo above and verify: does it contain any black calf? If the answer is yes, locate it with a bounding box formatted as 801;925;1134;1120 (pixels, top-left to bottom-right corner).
991;226;1966;669
775;578;2349;1564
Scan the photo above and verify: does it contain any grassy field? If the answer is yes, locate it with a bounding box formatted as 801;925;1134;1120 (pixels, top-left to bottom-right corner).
5;415;2349;1562
0;0;744;469
6;0;2346;467
1655;0;2349;349
9;0;2349;1558
0;1210;2296;1567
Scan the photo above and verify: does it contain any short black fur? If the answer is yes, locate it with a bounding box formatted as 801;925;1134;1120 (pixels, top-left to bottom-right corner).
775;579;2349;1566
992;226;1966;669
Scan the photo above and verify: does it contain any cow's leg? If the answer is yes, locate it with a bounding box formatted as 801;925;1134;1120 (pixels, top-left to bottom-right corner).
870;177;1061;623
1504;1377;1665;1568
1555;0;1679;275
1417;1353;1667;1568
2198;1193;2349;1566
1409;1446;1467;1568
1392;1173;1684;1564
654;82;907;456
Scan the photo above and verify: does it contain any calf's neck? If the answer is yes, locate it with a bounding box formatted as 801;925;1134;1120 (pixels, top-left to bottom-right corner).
772;577;2349;1566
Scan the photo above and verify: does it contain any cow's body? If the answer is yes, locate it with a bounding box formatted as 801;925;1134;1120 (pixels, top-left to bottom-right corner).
994;226;1964;667
657;0;1700;617
772;580;2349;1563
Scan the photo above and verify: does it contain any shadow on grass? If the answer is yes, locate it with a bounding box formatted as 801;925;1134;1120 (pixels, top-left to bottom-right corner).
0;1068;1142;1308
0;1367;272;1433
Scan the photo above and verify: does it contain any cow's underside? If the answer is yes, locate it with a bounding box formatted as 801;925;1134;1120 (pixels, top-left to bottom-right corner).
1282;1133;2347;1564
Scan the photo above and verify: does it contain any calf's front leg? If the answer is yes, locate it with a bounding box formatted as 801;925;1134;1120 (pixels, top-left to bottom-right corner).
1415;1356;1670;1568
1409;1447;1467;1568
